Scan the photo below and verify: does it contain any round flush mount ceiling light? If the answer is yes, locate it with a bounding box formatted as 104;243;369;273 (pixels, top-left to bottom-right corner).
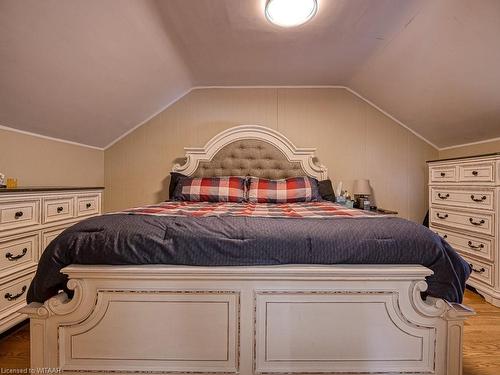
265;0;318;27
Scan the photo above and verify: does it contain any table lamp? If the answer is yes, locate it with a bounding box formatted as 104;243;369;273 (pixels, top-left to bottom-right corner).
353;179;371;209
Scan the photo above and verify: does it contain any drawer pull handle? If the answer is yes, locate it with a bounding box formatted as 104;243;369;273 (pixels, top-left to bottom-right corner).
469;264;486;273
4;285;27;301
14;211;23;219
469;218;485;226
436;213;448;219
470;194;487;202
56;206;64;213
440;172;446;177
467;241;484;250
86;203;92;209
5;248;28;261
472;170;479;176
438;193;450;199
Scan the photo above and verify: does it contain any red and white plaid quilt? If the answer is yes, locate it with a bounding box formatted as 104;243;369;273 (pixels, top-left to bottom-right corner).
116;201;380;219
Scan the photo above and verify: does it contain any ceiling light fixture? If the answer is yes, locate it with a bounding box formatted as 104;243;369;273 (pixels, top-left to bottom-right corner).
265;0;318;27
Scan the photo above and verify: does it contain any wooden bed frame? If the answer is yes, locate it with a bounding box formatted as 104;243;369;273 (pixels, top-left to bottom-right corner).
21;125;474;374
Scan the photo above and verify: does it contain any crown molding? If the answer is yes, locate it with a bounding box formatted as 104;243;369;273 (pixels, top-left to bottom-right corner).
1;86;449;152
189;85;439;150
0;123;104;151
438;136;500;151
339;86;439;150
103;87;194;150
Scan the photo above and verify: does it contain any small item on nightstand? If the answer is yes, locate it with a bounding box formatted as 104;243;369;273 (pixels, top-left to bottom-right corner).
0;173;5;188
336;188;353;207
6;178;18;189
362;198;371;210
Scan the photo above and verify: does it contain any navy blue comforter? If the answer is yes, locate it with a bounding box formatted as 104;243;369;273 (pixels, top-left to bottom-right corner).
27;214;470;303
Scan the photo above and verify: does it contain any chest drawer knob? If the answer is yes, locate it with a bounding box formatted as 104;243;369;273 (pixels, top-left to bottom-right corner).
467;241;484;250
5;248;28;261
4;285;27;301
472;170;479;176
438;193;450;199
470;194;487;202
469;218;485;226
436;213;448;219
14;211;24;219
56;206;64;213
469;264;486;273
86;203;92;209
440;172;446;177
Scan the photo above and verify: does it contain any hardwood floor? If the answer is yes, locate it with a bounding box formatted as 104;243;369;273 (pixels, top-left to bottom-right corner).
0;290;498;372
0;319;30;369
462;290;500;375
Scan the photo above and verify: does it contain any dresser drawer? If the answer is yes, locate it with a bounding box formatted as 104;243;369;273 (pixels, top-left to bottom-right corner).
462;255;493;286
0;199;40;232
0;274;32;315
431;226;493;262
41;226;70;255
458;162;495;182
430;187;494;210
430;166;457;183
76;194;100;217
43;196;75;224
0;233;38;275
430;207;494;236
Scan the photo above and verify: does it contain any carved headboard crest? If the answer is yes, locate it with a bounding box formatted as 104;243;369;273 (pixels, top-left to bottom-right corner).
172;125;328;180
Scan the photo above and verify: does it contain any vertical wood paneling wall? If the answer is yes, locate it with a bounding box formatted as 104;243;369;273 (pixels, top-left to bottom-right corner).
104;88;437;222
0;128;104;187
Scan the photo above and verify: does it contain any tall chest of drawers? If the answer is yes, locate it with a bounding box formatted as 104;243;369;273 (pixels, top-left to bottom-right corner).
428;154;500;306
0;187;103;333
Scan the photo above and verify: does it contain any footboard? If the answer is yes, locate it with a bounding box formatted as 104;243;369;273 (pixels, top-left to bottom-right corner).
21;265;473;374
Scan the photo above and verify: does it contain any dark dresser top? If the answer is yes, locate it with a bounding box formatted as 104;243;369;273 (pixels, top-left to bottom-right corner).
0;186;104;194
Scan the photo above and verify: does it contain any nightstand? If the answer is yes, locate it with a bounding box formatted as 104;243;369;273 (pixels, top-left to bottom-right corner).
372;208;398;217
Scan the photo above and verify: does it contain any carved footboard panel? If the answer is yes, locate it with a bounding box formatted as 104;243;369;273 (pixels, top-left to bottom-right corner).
21;265;473;375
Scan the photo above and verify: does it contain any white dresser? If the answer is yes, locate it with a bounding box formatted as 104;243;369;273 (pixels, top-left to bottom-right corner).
0;187;103;333
428;154;500;306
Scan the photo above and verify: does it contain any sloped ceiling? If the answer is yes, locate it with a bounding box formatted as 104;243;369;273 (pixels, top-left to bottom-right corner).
0;0;192;147
1;0;499;149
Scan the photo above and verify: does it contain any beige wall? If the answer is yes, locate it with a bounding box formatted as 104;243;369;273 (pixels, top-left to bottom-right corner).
0;128;104;187
105;88;438;222
439;139;500;159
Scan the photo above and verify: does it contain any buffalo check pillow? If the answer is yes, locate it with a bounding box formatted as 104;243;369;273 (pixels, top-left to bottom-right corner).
172;176;246;202
247;176;321;203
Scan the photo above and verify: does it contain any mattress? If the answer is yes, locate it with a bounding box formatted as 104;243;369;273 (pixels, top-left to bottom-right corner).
27;201;470;303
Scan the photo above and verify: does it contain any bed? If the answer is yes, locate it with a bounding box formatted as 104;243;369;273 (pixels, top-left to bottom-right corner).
21;125;473;374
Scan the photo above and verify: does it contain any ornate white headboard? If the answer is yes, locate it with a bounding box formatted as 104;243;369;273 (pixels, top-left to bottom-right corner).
172;125;328;180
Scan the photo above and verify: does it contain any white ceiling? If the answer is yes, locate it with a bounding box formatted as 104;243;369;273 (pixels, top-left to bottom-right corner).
1;0;499;149
0;0;192;148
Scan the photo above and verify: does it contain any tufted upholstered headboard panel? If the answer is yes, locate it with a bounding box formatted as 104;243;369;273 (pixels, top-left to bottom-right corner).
192;140;305;179
172;125;328;180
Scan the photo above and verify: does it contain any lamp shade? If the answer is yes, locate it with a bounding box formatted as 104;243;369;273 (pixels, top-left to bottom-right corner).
353;179;371;195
